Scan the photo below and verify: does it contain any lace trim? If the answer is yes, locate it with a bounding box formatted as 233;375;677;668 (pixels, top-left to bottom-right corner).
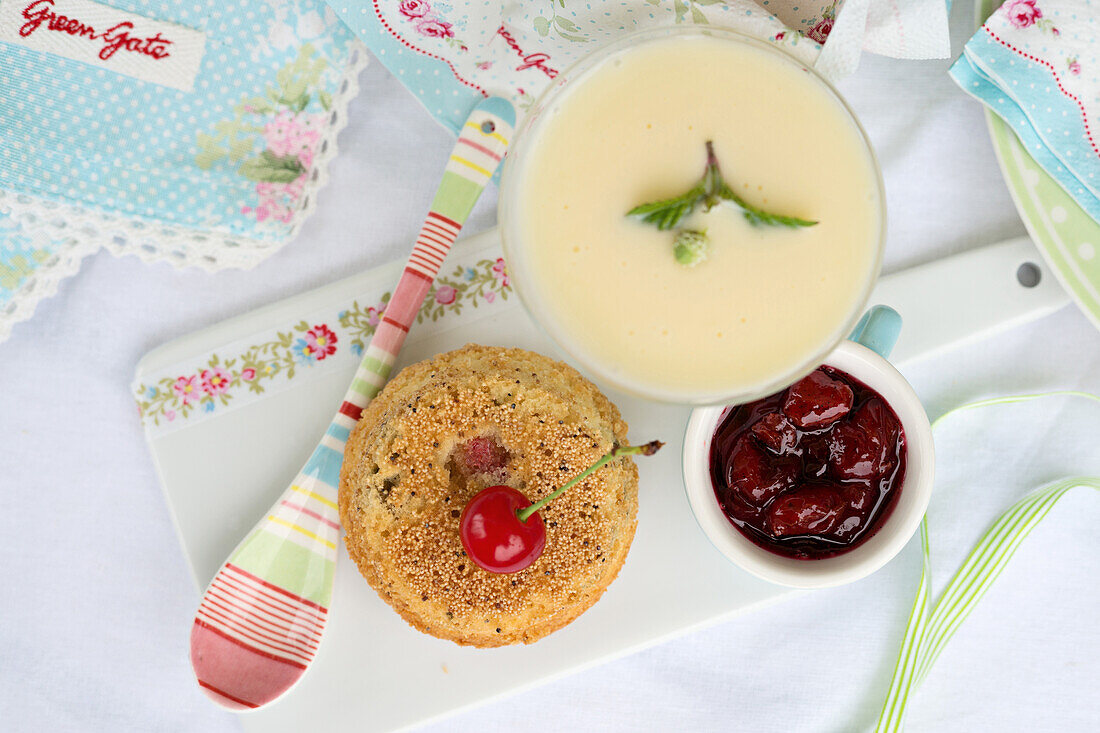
0;41;370;341
0;227;95;343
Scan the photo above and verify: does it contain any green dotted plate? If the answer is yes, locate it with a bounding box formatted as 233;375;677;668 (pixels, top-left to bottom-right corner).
978;0;1100;330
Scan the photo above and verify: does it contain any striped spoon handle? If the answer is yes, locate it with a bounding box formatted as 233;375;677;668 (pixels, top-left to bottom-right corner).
189;97;516;711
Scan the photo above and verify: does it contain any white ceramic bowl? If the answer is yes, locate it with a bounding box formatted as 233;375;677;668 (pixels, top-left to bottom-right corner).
682;340;935;588
498;25;886;406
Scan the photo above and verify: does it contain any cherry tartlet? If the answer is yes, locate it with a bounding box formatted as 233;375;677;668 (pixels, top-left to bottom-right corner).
709;366;906;560
338;345;641;647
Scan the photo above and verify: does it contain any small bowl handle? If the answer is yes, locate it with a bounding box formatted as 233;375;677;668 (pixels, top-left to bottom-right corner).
847;305;902;359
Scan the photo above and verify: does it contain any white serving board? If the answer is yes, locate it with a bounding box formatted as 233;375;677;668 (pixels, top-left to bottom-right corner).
136;229;1068;733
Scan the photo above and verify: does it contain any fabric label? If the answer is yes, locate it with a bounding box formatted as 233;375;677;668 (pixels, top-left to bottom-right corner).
0;0;206;92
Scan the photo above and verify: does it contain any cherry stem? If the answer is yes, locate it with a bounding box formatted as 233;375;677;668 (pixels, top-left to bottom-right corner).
515;441;664;523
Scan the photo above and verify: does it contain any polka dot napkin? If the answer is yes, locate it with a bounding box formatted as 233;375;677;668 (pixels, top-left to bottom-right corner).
0;0;367;342
951;0;1100;223
324;0;950;135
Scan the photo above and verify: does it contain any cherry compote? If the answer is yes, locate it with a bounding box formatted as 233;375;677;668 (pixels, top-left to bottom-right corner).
709;366;906;560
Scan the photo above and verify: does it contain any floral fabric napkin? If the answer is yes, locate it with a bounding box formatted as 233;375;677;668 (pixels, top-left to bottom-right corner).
324;0;950;135
0;0;367;342
950;0;1100;223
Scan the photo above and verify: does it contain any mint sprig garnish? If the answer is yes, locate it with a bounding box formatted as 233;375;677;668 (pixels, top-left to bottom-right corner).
627;141;817;230
626;181;706;231
715;180;818;228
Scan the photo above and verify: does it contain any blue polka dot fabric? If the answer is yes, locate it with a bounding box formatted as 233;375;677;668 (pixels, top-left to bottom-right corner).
950;3;1100;222
0;0;365;341
321;0;823;136
0;0;362;243
324;1;486;135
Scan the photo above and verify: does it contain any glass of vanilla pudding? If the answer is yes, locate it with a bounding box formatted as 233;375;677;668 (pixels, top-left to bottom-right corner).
499;26;885;405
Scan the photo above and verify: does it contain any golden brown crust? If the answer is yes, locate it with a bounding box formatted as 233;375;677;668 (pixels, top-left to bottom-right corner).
338;344;638;647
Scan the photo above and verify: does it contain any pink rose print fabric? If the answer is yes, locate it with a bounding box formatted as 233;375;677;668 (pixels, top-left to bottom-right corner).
400;0;430;18
240;112;327;224
1004;0;1042;28
0;1;366;346
950;0;1100;222
327;0;950;138
393;0;462;45
417;19;454;39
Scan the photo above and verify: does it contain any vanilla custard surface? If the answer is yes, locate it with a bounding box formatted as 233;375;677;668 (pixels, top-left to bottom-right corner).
514;36;882;400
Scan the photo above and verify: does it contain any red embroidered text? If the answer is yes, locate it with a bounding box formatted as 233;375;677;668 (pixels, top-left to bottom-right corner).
19;0;173;61
496;26;557;79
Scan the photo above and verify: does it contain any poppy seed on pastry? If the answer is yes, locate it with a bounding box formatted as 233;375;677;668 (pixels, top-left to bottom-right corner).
337;344;639;647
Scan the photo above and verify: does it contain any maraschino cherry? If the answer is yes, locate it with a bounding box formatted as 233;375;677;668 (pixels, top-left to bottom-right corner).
458;486;545;574
459;441;664;574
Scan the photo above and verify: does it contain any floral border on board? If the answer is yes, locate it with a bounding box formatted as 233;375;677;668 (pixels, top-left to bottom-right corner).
135;257;511;427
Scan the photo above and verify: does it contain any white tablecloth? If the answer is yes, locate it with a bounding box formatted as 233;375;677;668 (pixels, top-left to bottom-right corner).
2;4;1098;731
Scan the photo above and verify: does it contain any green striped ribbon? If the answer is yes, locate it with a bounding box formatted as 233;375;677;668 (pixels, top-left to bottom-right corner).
875;391;1100;731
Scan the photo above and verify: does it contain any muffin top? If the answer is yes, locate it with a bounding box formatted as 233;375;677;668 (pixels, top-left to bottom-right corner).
338;344;639;647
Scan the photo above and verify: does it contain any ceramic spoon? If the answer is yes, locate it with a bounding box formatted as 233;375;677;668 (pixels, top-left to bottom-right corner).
189;97;516;711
